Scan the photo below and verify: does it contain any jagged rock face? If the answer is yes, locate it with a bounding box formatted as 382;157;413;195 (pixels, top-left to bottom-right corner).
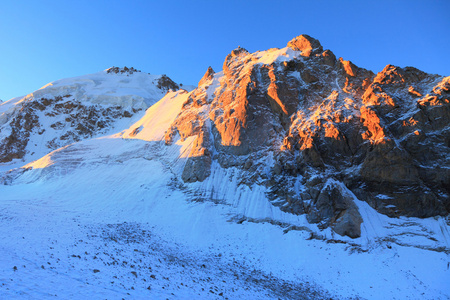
0;95;142;163
165;34;450;238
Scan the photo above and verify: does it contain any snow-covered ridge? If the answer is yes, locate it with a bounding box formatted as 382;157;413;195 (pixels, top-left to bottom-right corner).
27;68;170;109
0;68;186;169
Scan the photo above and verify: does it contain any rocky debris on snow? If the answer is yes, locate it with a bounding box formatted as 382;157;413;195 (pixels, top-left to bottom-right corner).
106;66;140;74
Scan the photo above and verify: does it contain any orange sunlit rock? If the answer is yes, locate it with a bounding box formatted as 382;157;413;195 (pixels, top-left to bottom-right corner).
373;64;405;85
360;106;386;142
343;77;351;93
287;34;323;57
402;117;419;127
432;76;450;95
418;95;441;107
362;85;396;107
362;77;372;89
198;66;215;86
212;73;251;149
298;131;314;151
408;86;422;97
267;68;288;115
339;58;356;77
324;123;340;139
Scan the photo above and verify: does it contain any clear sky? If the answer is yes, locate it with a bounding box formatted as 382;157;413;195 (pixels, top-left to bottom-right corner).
1;0;449;101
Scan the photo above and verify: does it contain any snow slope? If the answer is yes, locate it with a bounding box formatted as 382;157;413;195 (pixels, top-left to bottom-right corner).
122;89;191;141
1;91;449;299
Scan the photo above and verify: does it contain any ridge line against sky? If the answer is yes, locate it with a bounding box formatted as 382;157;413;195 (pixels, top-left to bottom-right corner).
1;0;449;101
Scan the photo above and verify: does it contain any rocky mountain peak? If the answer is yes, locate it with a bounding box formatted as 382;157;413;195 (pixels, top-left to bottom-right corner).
198;66;215;86
156;74;180;92
161;34;450;238
287;34;323;56
338;57;358;77
230;45;249;57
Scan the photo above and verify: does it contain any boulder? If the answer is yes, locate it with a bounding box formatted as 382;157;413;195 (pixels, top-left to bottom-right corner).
306;179;363;238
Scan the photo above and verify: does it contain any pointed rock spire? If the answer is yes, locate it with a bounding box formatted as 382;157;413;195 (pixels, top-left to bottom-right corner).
321;49;336;67
198;66;215;86
287;34;323;57
338;57;357;77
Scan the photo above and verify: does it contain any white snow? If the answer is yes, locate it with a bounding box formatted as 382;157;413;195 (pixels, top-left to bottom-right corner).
122;89;191;141
0;69;172;129
31;70;168;109
0;129;449;299
253;47;303;66
0;65;449;299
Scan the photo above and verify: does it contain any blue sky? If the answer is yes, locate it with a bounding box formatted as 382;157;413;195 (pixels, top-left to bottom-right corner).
1;0;449;101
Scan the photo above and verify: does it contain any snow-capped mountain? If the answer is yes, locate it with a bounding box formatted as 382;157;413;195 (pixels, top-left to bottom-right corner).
0;67;184;170
0;37;449;299
122;34;449;238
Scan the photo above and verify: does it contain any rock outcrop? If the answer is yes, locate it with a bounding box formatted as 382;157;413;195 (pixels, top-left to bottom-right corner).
157;75;180;92
164;34;450;238
198;66;215;86
287;34;323;56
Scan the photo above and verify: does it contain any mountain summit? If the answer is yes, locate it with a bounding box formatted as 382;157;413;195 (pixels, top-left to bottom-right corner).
129;34;448;238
